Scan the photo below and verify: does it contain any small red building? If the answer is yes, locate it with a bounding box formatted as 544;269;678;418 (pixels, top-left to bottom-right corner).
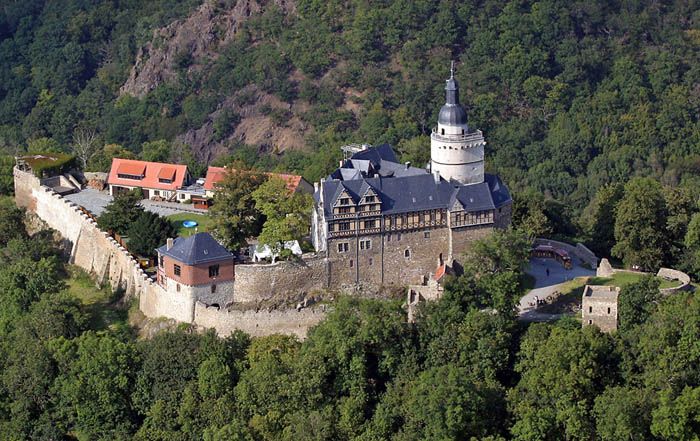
156;233;235;307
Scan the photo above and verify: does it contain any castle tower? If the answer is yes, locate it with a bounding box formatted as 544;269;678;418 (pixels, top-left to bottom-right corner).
430;62;485;185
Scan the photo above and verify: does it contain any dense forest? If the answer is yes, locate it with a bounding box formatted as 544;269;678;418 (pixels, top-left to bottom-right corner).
0;202;699;440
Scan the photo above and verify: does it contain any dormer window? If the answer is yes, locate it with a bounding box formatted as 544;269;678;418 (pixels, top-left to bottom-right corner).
117;173;144;180
159;178;173;184
339;198;350;205
365;195;375;203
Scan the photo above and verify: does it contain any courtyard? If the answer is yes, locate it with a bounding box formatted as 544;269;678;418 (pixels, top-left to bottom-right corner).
65;188;208;218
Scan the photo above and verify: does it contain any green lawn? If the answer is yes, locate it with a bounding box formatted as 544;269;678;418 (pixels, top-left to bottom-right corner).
167;212;213;237
588;272;681;289
537;271;681;314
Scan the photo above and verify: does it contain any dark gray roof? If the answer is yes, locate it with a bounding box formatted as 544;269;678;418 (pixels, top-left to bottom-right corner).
157;232;233;265
318;144;511;219
438;67;468;127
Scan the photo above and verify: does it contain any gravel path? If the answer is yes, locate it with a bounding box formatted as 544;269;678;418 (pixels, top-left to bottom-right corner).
518;257;595;322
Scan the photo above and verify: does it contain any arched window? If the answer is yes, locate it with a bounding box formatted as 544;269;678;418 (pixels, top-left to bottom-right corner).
441;128;445;135
404;249;410;258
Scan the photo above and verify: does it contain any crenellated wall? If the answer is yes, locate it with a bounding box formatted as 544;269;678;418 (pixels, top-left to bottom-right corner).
14;166;328;337
194;302;327;339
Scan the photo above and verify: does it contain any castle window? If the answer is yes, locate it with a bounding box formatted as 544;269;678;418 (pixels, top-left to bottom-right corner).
424;232;430;239
397;233;402;241
337;242;349;253
211;284;217;294
174;264;181;277
369;258;373;266
338;222;351;231
349;259;354;268
441;128;444;135
364;220;376;229
338;206;352;214
387;234;391;242
339;197;350;205
365;195;375;203
588;320;592;325
589;306;592;313
209;265;220;278
607;307;611;314
176;283;181;292
159;256;164;267
360;240;371;250
404;249;411;258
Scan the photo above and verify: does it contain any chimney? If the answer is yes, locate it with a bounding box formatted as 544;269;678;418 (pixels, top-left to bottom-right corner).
433;169;440;184
405;161;411;170
166;238;174;250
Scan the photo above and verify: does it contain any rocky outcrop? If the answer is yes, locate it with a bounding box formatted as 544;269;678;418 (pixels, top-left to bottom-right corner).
177;85;308;163
120;0;296;98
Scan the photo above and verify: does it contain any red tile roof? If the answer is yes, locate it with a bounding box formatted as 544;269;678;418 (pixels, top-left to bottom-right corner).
107;158;188;191
434;264;447;282
204;166;304;193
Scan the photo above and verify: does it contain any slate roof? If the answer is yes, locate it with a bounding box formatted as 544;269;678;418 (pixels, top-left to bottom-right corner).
318;144;511;219
157;232;233;265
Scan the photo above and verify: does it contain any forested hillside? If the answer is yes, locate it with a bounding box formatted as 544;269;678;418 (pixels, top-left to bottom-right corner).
1;207;700;440
3;0;700;196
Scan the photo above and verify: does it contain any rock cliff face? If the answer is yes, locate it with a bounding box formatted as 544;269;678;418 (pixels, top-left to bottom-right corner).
120;0;295;98
176;85;309;164
120;0;306;163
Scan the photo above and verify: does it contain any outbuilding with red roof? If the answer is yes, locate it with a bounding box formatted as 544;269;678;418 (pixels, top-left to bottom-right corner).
107;158;190;200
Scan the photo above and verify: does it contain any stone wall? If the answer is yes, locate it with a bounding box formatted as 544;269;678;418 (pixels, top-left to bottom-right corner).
14;167;153;299
232;255;327;303
534;238;599;268
16;166;333;337
657;267;692;295
194;302;327;339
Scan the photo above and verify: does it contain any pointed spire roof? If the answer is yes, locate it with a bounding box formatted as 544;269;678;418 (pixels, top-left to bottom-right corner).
438;60;468;127
157;232;233;265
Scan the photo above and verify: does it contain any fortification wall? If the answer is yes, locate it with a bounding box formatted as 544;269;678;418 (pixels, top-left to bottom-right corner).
15;167;153;299
233;256;327;303
534;238;598;268
194;302;327;338
15;167;326;338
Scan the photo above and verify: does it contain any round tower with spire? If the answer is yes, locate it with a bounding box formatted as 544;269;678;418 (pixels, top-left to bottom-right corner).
430;62;485;185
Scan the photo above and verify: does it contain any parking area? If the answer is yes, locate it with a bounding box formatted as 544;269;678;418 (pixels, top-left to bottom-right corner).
64;188;205;217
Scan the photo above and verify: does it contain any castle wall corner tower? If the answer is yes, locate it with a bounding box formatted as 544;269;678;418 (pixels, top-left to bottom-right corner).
430;62;485;185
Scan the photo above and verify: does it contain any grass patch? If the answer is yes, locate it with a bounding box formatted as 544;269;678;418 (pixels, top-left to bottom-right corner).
167;212;213;237
539;271;681;314
588;272;681;289
63;265;127;330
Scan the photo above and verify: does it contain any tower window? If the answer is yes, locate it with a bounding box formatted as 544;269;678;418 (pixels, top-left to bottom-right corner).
404;249;411;258
211;284;217;293
424;232;430;239
209;265;220;278
589;306;592;313
441;128;445;135
608;307;611;314
349;259;354;268
174;264;181;277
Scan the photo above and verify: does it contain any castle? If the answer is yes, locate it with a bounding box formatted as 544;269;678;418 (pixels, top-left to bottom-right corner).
312;65;512;288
